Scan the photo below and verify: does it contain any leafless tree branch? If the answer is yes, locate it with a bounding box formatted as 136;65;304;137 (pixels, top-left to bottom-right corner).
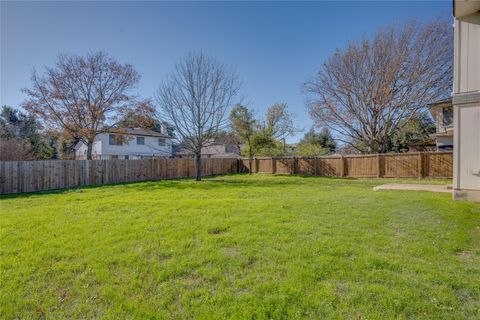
155;52;241;180
303;19;452;153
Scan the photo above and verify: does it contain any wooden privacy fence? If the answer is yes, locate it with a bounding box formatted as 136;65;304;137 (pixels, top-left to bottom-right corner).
0;152;452;194
239;152;453;179
0;158;238;194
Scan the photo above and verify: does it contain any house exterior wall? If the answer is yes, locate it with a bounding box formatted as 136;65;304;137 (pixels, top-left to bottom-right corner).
453;12;480;201
75;140;102;160
75;133;172;160
454;15;480;93
99;134;172;158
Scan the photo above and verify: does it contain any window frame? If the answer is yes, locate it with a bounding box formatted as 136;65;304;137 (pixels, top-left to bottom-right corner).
136;136;145;145
109;134;123;146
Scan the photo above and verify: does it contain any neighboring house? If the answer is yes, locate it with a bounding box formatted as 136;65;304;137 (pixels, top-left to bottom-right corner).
453;0;480;201
75;128;173;160
174;143;241;158
428;98;454;151
406;140;436;152
285;144;297;155
201;143;241;158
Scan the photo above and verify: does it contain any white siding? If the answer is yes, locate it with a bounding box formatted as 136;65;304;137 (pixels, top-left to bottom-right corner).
454;104;480;190
453;12;480;200
455;16;480;93
75;133;172;159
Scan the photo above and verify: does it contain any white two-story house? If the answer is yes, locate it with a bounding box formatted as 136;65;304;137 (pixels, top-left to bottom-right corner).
75;127;173;160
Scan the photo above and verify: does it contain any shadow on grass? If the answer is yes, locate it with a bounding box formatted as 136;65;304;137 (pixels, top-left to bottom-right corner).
4;174;450;200
0;174;361;200
0;176;197;200
9;173;448;200
124;174;359;192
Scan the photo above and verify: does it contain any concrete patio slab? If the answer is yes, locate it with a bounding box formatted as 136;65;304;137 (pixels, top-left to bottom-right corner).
373;184;452;193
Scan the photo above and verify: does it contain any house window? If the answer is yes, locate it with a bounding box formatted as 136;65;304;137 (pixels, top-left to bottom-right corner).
109;134;123;146
442;108;453;127
137;137;145;145
111;155;119;159
158;138;166;147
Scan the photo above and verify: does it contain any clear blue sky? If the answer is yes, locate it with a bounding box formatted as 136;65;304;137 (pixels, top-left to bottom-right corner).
1;1;452;142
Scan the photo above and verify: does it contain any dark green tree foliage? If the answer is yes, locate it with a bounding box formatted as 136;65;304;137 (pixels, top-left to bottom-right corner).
230;105;257;172
0;106;53;159
387;113;436;153
44;133;78;160
1;106;37;140
297;128;336;154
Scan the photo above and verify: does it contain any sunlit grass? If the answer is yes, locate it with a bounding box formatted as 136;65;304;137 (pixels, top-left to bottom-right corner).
1;175;479;319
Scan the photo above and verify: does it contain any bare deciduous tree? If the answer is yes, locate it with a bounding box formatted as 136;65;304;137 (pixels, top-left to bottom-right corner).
22;51;140;159
303;19;452;153
156;52;241;181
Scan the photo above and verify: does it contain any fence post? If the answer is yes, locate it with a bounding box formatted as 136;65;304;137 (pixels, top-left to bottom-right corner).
339;156;346;177
85;160;89;185
424;152;430;178
271;158;276;174
418;153;424;178
255;158;259;173
377;154;384;178
339;156;343;177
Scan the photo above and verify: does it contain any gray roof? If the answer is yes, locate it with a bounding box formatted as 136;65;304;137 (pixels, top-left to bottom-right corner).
110;128;171;138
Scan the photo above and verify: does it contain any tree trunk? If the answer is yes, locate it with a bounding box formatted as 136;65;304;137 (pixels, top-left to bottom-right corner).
248;156;253;175
379;141;385;154
195;153;202;181
86;140;94;160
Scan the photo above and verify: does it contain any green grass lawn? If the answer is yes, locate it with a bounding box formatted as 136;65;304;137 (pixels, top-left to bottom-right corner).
1;175;479;319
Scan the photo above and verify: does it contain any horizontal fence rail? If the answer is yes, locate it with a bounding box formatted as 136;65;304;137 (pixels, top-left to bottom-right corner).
0;152;452;194
239;152;453;179
0;158;238;194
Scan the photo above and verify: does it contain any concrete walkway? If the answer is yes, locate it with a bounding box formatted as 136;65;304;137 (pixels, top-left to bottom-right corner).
373;183;452;193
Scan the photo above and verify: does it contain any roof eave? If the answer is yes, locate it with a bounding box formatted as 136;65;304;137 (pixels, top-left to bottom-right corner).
454;0;480;18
